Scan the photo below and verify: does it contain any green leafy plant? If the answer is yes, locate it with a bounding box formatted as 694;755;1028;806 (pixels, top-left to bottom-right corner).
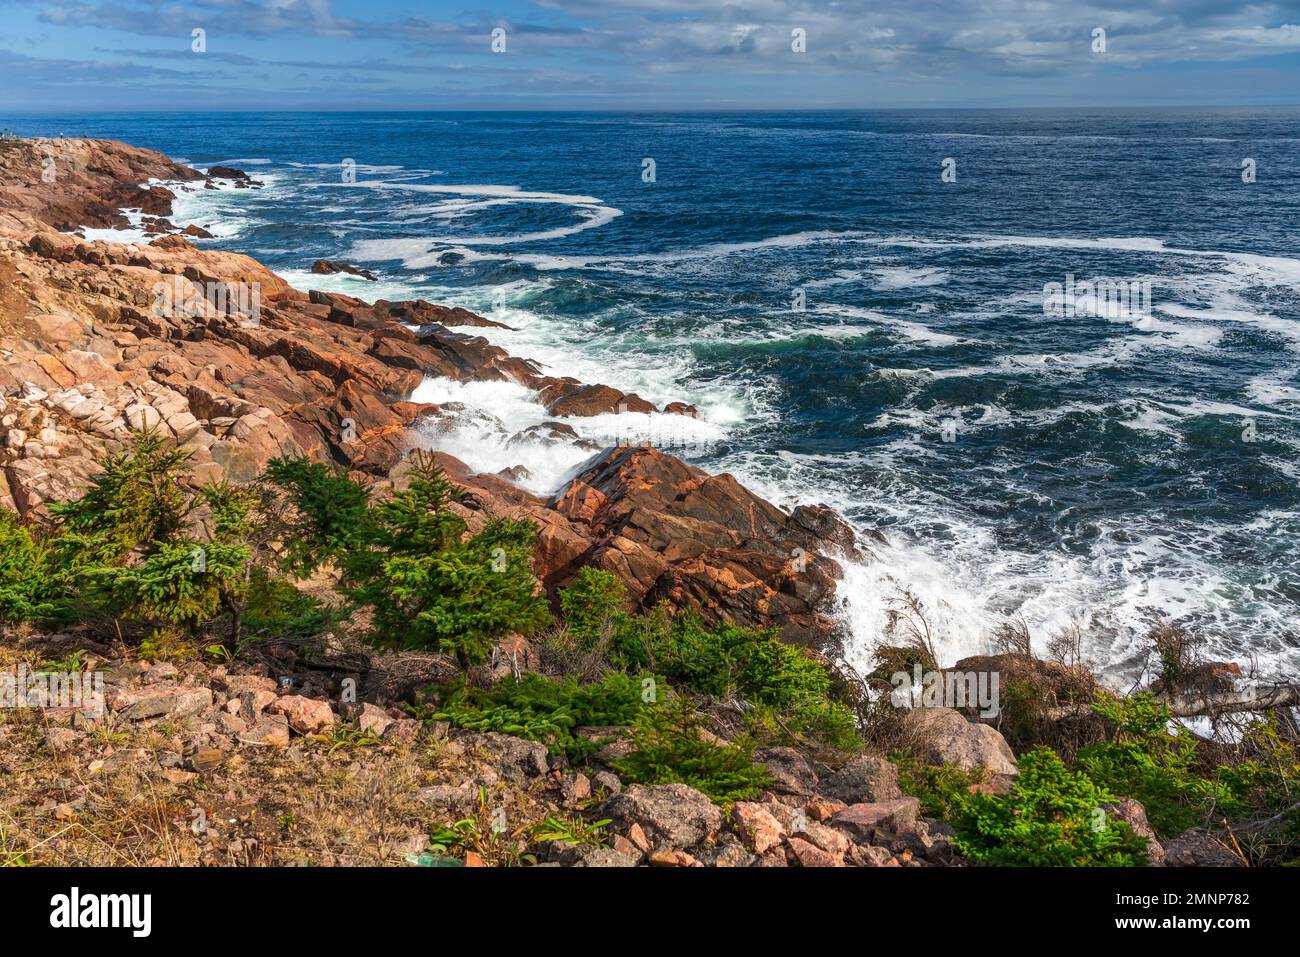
612;695;771;805
528;813;612;846
267;451;550;666
431;671;647;762
1077;693;1223;837
894;752;987;820
950;747;1150;866
428;786;533;866
556;568;860;748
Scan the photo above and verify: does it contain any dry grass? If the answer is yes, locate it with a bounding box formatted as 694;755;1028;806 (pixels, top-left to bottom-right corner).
0;688;564;867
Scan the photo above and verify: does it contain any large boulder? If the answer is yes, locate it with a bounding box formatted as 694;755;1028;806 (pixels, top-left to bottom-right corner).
899;707;1019;781
819;756;903;805
601;783;722;850
551;446;855;645
1163;830;1241;867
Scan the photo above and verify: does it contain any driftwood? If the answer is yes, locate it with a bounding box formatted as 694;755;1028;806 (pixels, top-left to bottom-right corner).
1160;683;1300;718
1044;682;1300;721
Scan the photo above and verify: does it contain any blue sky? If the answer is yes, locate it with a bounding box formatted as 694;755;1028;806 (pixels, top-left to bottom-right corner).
2;0;1299;110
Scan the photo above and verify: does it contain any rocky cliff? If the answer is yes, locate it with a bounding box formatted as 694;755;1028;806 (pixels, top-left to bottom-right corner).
0;136;861;649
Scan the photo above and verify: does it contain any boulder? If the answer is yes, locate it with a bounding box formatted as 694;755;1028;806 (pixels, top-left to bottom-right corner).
266;694;336;734
237;713;291;748
786;835;842;868
353;702;394;737
731;801;786;854
819;755;903;805
1163;830;1241;867
457;731;550;782
601;783;722;850
115;687;212;722
311;260;377;281
899;707;1018;781
755;747;819;797
830;798;921;840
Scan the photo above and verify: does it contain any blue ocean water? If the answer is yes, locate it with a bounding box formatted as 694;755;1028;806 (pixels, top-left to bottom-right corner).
6;109;1298;679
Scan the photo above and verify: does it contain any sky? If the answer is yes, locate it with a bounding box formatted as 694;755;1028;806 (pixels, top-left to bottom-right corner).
1;0;1299;110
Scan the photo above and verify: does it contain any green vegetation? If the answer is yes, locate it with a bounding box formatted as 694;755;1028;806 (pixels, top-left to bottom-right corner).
423;567;858;801
5;430;1297;867
266;451;549;666
0;510;62;622
0;437;545;663
554;566;859;749
427;673;771;804
2;433;260;645
430;671;647;762
1076;693;1214;837
894;753;986;820
949;748;1151;867
1079;693;1300;843
612;695;770;805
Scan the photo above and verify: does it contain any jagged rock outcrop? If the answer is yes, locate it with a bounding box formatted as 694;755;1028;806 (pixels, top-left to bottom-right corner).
0;136;863;646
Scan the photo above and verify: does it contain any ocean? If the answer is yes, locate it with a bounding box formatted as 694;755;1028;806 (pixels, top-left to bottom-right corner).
5;109;1298;682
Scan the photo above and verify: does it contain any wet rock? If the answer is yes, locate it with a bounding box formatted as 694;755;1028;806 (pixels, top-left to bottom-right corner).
311;260;378;281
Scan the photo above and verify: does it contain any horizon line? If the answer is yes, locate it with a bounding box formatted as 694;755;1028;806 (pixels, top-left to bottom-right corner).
4;104;1300;115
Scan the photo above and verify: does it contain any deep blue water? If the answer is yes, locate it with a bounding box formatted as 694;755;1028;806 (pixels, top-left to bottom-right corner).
5;110;1298;678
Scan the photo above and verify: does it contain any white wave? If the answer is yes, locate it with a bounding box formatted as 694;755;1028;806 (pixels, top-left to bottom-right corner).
892;233;1300;289
869;265;950;290
275;268;436;304
408;376;730;494
1246;371;1300;409
158;175;274;240
417;229;871;273
396;283;764;430
335;180;623;260
812;304;962;346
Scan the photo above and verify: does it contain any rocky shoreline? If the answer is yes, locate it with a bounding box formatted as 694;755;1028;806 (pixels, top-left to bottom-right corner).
0;136;856;648
0;137;1285;869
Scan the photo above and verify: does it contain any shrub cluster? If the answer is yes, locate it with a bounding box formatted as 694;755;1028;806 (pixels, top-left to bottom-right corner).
0;435;545;663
